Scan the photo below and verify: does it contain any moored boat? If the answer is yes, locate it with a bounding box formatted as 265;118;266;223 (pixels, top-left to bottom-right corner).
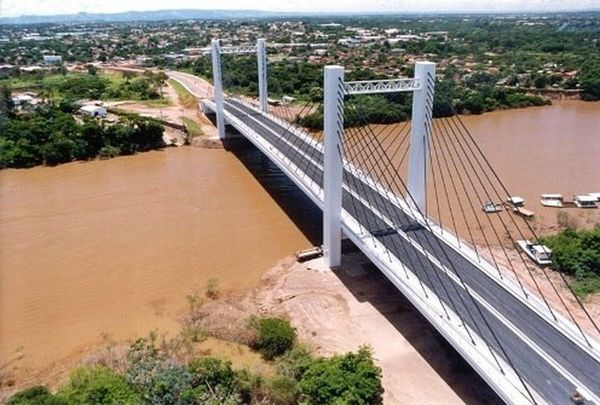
506;196;525;207
574;195;598;208
540;194;563;208
482;201;503;213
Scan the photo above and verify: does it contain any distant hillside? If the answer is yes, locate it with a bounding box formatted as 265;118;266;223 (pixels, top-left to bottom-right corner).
0;9;288;25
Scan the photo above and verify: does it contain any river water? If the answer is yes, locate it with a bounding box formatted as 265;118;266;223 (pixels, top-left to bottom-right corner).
345;100;600;244
0;100;598;382
0;142;320;379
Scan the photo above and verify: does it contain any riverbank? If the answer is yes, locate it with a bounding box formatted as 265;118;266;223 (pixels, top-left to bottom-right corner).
193;254;501;404
1;252;503;403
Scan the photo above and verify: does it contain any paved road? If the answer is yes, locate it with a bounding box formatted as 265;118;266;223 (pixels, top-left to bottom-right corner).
166;70;214;99
219;98;600;403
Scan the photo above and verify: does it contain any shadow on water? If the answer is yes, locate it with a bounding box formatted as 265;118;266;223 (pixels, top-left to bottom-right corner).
223;137;323;245
222;134;502;404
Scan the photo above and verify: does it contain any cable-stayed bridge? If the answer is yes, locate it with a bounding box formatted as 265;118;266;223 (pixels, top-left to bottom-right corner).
173;38;600;404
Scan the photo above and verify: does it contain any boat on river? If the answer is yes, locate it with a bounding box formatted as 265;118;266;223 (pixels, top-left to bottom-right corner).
506;196;525;207
574;195;598;208
540;194;564;207
482;201;503;213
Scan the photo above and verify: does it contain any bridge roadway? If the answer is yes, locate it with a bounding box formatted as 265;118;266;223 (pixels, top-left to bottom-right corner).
211;98;600;403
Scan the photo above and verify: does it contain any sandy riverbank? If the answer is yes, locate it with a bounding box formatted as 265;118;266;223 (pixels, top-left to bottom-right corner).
196;254;502;404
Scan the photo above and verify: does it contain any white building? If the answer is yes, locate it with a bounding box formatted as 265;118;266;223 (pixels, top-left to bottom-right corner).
80;105;107;118
43;55;62;65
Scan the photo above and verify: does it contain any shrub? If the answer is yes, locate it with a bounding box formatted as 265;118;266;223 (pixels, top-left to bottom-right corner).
193;389;241;405
7;386;66;405
146;365;194;405
232;368;263;403
98;145;121;159
188;357;235;391
298;346;383;405
57;367;141;404
263;375;298;405
251;317;296;360
276;345;316;380
205;278;220;300
181;292;207;343
125;334;166;394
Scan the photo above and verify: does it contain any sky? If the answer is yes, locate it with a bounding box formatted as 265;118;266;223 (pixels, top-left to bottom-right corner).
0;0;599;17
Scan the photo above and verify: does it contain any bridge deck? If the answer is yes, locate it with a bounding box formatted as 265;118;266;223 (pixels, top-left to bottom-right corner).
206;98;600;403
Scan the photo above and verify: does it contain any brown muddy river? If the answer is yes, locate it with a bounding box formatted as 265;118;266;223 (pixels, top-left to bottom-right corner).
345;100;600;245
0;143;319;380
0;100;598;384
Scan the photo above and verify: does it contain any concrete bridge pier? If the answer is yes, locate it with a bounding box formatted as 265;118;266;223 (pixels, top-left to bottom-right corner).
407;61;436;213
322;65;345;268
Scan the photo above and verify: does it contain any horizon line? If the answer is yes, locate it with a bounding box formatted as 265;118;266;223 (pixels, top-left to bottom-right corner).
2;7;600;20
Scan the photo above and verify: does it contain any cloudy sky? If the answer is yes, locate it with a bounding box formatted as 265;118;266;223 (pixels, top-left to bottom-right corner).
1;0;598;17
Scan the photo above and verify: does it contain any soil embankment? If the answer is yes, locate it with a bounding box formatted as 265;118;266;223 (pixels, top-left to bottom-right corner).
198;255;503;404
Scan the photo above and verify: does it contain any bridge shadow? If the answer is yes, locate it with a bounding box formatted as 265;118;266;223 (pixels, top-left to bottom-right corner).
335;242;504;404
222;136;323;245
224;134;501;404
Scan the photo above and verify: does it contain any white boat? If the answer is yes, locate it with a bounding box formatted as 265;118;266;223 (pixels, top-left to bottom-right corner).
482;201;503;213
506;196;525;207
540;194;563;208
517;240;552;266
574;195;598;208
587;192;600;202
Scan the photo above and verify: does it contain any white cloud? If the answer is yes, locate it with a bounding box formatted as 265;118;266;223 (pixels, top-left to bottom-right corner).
1;0;598;17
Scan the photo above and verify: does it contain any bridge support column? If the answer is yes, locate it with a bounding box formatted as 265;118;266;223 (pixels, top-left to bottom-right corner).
323;66;345;268
257;38;268;113
407;61;436;213
211;39;226;139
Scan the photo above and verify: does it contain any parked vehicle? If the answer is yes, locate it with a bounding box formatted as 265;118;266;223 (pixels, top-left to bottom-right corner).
517;240;552;266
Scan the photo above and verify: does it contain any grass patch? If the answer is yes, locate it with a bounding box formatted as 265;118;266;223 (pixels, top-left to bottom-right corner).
140;98;172;108
168;79;198;109
182;117;204;138
571;278;600;299
3;71;170;104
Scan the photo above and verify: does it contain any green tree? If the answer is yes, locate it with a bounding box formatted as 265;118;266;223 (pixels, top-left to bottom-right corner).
298;346;383;405
57;367;142;405
0;84;14;118
252;317;296;360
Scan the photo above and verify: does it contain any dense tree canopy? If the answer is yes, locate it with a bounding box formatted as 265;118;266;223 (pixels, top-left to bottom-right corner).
0;103;164;168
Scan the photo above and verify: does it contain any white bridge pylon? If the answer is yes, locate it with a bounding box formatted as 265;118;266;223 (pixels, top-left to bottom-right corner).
322;62;436;268
210;38;268;139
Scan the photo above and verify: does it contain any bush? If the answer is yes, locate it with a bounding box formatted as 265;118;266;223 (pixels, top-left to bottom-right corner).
98;145;121;159
125;334;166;394
276;346;316;380
188;357;235;391
263;375;298;405
232;368;263;403
298;346;383;405
251;317;296;360
7;386;66;405
57;367;141;404
541;226;600;293
205;278;220;300
146;365;194;405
